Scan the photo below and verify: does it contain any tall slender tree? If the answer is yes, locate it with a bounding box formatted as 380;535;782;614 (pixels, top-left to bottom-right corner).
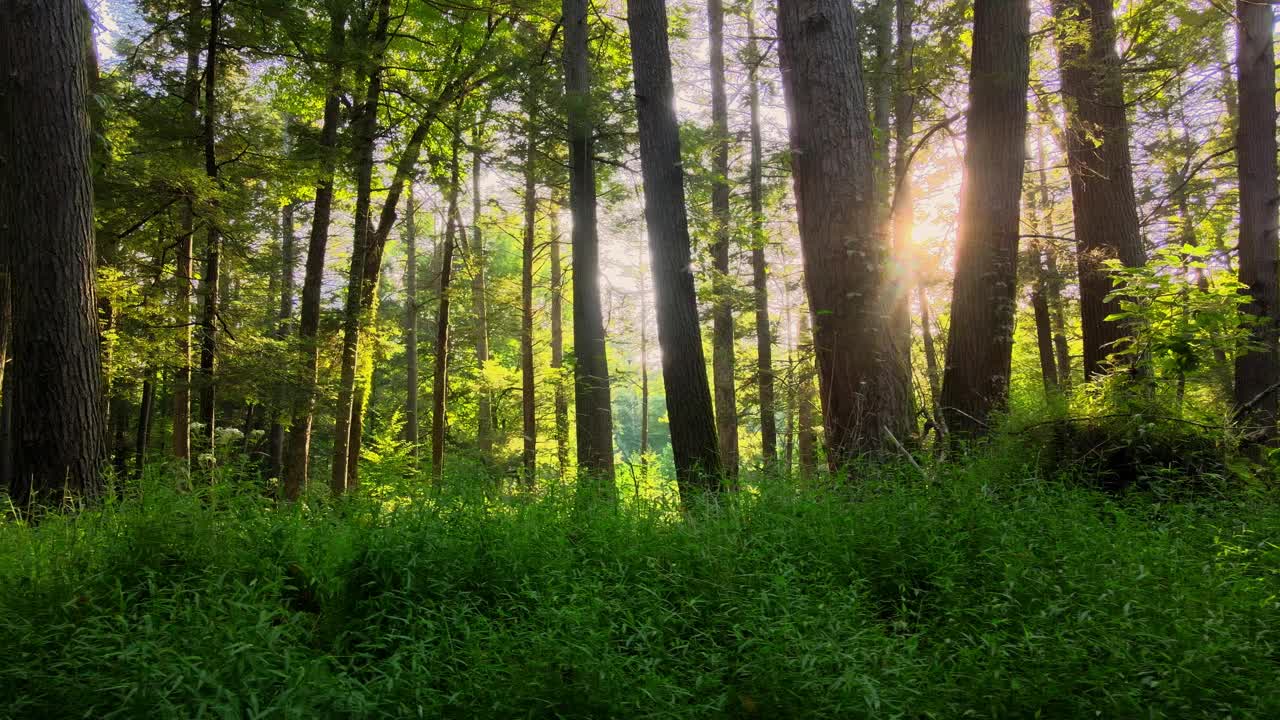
0;0;107;503
744;1;776;468
549;201;569;477
431;124;463;482
470;122;494;457
172;0;203;465
628;0;723;495
197;0;225;453
403;187;420;453
520;84;539;485
939;0;1031;436
777;0;910;467
564;0;616;493
284;6;348;500
1232;0;1279;435
707;0;739;479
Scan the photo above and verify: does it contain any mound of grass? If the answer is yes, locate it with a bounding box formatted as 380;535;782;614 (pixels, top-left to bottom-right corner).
1;459;1278;718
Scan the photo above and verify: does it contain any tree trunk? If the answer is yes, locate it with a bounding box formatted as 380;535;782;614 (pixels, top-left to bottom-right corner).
550;201;569;477
917;285;942;432
470;123;494;457
891;0;916;433
565;0;616;494
639;270;651;462
135;373;156;476
269;149;296;481
403;187;419;453
197;0;224;455
1030;242;1059;396
777;0;910;467
1233;0;1279;434
283;7;347;500
938;0;1030;436
707;0;739;481
1051;0;1146;379
1035;130;1073;390
628;0;723;496
332;0;390;495
745;2;776;469
0;0;107;504
796;310;818;478
172;0;202;465
520;93;538;486
430;126;463;483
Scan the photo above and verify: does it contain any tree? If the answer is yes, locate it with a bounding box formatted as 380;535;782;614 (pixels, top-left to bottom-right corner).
777;0;910;468
1051;0;1147;379
197;0;225;453
470;121;494;458
1232;0;1279;435
744;0;776;468
284;5;348;500
549;199;569;476
431;124;463;482
520;82;539;485
707;0;739;480
403;187;420;453
939;0;1031;435
172;0;203;465
628;0;723;495
0;0;107;503
564;0;616;492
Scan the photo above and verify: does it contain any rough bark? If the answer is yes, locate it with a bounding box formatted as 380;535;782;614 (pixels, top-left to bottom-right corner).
403;188;419;452
745;2;776;468
1233;0;1279;434
628;0;723;495
565;0;616;492
777;0;910;467
1035;130;1074;389
1051;0;1147;379
707;0;739;480
0;0;107;503
917;285;942;429
283;7;347;500
196;0;224;454
938;0;1030;436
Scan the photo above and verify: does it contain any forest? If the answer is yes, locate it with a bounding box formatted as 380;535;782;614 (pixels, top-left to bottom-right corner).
1;0;1279;716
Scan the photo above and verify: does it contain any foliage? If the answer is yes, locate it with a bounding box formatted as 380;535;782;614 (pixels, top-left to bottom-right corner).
3;458;1280;718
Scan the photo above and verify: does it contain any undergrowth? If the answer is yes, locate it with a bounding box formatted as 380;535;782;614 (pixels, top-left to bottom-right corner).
1;454;1278;718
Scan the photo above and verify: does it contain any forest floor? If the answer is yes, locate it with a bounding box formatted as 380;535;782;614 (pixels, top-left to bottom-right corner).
2;450;1279;719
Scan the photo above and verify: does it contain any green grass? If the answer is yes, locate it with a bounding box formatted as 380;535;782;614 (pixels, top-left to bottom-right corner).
2;456;1278;718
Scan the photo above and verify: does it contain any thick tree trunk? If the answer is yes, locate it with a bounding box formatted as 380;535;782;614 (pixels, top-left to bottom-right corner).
172;0;202;465
565;0;616;494
1051;0;1146;379
1233;0;1279;434
550;202;569;477
746;3;776;468
283;8;347;500
430;128;463;483
939;0;1030;436
197;0;224;455
403;188;420;453
332;0;390;495
521;95;538;486
0;0;107;503
628;0;723;496
777;0;910;467
565;0;614;491
470;125;494;457
707;0;739;481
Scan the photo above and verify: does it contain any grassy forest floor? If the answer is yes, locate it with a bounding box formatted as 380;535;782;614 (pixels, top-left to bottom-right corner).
2;443;1279;719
